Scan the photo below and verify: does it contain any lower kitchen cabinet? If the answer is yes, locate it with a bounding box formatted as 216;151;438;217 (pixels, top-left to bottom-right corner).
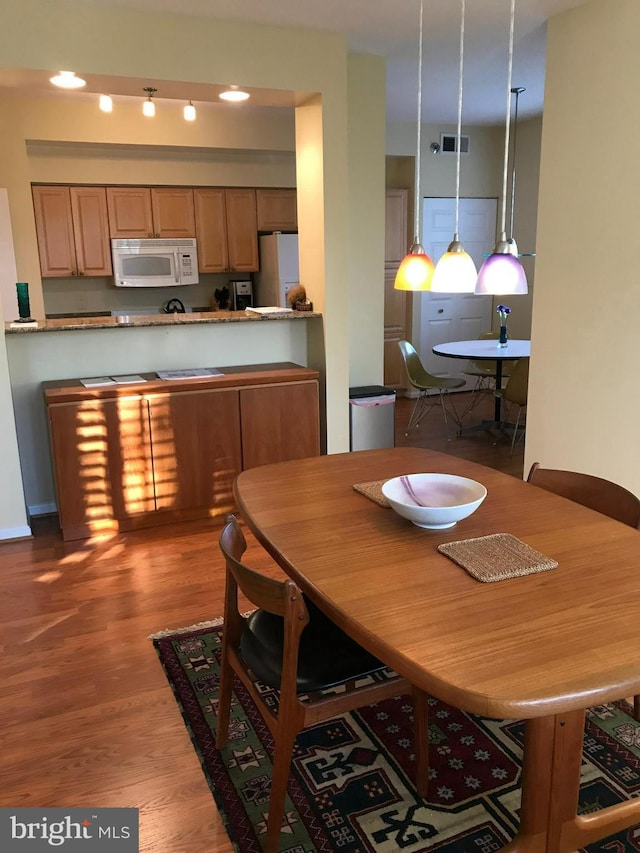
44;364;320;540
47;396;156;540
149;388;242;512
240;383;320;469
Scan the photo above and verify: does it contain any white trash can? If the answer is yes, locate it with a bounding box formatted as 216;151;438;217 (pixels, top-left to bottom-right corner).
349;385;396;451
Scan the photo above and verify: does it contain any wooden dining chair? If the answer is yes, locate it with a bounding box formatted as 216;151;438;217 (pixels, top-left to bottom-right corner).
527;462;640;720
398;339;464;433
216;514;429;852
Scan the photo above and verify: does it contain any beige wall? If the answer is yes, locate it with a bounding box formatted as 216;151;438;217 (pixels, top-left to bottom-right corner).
0;191;30;538
0;0;388;534
526;0;640;492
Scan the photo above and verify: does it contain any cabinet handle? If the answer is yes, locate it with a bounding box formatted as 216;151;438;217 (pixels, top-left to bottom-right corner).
148;233;153;238
71;270;77;276
438;308;444;314
155;233;160;238
79;271;85;276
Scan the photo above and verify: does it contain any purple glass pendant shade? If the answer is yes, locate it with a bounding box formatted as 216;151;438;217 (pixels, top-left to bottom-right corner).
475;239;527;295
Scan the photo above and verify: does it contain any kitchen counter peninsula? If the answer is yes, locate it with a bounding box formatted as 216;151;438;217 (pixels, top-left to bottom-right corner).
5;310;323;522
4;308;321;334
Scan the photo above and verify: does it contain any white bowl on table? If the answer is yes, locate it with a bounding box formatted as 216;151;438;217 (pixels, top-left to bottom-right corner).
381;473;487;530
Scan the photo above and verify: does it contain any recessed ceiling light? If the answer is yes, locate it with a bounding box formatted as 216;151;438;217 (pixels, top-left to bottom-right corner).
50;71;86;89
219;87;250;103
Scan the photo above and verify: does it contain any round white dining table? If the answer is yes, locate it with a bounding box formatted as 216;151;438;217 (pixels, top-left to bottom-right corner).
432;338;530;427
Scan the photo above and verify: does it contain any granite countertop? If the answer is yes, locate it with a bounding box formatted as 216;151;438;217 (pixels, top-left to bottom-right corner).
4;309;321;333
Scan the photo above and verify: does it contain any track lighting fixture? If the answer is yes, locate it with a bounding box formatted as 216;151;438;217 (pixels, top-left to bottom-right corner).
142;87;157;117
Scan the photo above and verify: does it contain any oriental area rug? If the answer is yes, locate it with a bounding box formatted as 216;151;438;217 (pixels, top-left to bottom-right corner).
151;621;640;852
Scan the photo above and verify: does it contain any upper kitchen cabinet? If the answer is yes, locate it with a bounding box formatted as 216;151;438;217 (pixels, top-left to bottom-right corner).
194;188;259;273
106;187;196;238
32;185;112;278
256;189;298;232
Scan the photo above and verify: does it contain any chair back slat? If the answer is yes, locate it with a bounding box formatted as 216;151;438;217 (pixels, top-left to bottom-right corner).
527;463;640;529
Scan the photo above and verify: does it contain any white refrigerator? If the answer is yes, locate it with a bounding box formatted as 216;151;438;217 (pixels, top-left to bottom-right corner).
254;233;299;307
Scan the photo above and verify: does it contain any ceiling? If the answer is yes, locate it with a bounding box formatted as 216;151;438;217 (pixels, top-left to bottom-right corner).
12;0;588;125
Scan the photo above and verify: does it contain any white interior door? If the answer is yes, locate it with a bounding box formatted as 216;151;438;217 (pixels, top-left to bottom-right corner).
415;197;498;382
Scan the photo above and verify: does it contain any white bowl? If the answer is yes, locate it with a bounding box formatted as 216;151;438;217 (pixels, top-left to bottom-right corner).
381;473;487;529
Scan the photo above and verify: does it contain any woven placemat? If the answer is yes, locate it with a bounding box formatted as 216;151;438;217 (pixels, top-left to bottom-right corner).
438;533;558;583
353;480;390;508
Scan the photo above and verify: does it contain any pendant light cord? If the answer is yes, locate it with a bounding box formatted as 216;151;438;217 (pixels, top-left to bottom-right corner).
413;0;424;244
500;0;516;237
454;0;466;238
508;87;522;239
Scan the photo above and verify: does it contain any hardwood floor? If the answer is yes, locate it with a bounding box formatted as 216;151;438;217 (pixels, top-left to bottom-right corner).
0;390;524;852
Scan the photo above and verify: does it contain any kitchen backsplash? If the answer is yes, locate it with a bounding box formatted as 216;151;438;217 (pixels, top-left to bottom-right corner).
43;273;251;317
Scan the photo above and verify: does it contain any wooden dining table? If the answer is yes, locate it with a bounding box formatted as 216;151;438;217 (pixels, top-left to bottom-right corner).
234;446;640;853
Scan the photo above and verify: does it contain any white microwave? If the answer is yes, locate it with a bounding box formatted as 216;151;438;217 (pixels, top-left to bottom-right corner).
111;238;199;287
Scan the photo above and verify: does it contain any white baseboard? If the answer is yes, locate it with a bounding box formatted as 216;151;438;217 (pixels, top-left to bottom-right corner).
0;524;33;541
28;502;57;517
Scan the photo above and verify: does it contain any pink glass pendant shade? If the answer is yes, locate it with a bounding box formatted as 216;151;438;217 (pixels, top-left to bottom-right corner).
394;244;435;291
475;249;527;295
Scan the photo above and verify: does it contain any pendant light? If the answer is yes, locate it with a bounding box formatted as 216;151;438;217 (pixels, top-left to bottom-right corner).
506;86;535;257
183;101;196;121
142;87;157;117
475;0;528;295
99;94;113;113
394;0;434;291
431;0;477;293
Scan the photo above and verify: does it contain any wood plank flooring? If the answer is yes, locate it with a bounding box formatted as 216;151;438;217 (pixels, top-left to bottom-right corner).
0;391;524;852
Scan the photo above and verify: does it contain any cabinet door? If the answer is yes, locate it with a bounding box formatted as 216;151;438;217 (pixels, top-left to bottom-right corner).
148;389;242;511
151;188;196;238
256;189;298;231
106;187;154;238
225;189;259;272
32;186;77;277
48;397;155;540
193;188;229;273
385;188;409;263
69;187;112;276
240;382;320;469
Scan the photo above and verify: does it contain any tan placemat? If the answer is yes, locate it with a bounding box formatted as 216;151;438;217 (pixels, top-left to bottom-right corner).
353;480;390;508
438;533;558;583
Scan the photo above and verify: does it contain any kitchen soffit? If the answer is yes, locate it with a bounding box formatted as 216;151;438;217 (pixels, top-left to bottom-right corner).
0;68;307;112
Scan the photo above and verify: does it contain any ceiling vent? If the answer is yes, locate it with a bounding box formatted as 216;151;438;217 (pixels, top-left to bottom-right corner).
439;133;470;155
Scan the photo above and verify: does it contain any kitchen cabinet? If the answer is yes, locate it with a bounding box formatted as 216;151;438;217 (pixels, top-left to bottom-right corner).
106;187;196;238
44;364;319;540
240;382;320;469
194;188;259;273
32;185;112;278
46;395;156;540
149;388;242;512
256;188;298;232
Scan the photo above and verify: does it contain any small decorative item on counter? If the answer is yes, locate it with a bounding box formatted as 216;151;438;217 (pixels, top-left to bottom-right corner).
286;283;313;312
213;286;230;311
15;282;34;322
496;303;511;347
